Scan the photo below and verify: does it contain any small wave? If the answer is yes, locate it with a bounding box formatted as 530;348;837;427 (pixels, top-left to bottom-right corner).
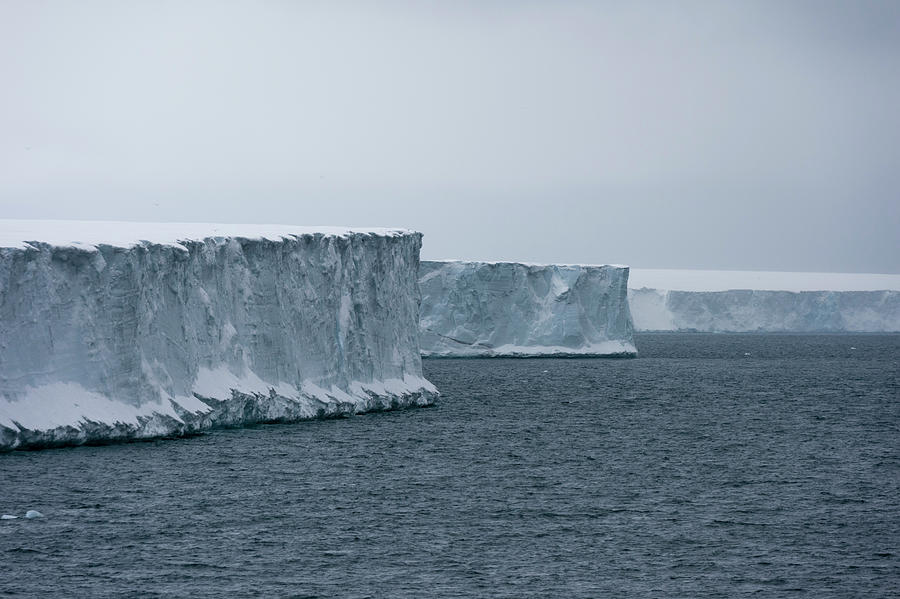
6;547;46;554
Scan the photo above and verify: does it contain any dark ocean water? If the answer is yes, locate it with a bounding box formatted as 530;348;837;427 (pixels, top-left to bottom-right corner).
2;334;899;598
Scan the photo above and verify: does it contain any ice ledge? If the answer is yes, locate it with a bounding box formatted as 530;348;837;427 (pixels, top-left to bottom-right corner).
0;219;415;251
422;340;637;359
0;375;438;451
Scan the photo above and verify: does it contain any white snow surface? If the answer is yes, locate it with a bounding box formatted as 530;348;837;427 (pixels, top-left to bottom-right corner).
419;261;636;357
0;220;436;450
628;269;900;332
0;219;410;251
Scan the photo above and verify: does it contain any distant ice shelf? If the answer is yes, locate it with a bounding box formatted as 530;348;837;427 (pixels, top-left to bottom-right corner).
628;269;900;332
0;220;437;450
418;261;636;357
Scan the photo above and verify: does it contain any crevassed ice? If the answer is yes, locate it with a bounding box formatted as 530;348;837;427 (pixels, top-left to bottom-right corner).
418;260;636;357
0;220;437;450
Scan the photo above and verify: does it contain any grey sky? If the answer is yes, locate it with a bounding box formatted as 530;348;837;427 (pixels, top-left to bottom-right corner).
2;1;898;272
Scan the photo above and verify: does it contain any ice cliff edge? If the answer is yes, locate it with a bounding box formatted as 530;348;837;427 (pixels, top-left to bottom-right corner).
419;261;636;357
0;220;437;450
628;269;900;332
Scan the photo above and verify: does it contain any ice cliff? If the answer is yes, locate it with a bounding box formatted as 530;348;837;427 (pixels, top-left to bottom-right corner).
418;261;636;357
628;269;900;332
0;220;437;450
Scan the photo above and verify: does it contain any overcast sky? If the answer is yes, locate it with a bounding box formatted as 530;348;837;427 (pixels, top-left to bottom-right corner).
1;1;898;272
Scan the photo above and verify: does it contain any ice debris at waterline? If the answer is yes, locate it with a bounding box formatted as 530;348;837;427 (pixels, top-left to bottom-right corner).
0;220;437;451
0;511;43;520
419;261;636;357
628;269;900;332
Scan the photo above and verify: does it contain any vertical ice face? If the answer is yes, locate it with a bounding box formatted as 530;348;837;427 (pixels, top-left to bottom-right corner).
418;261;636;357
0;221;437;450
627;269;900;332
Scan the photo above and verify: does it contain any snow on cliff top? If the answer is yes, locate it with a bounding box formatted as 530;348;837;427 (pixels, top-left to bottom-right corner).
629;269;900;292
426;259;630;269
0;220;414;251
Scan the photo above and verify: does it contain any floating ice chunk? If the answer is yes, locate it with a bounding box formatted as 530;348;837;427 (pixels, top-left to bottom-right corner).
1;514;18;520
24;510;43;519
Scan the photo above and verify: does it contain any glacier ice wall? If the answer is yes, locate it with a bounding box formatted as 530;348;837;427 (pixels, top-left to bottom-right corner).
0;221;436;450
419;261;636;357
628;288;900;332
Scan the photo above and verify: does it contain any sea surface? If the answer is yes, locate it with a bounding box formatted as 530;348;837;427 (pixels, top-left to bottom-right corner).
2;334;899;598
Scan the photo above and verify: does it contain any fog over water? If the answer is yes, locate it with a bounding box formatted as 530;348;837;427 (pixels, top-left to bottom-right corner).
1;1;898;272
